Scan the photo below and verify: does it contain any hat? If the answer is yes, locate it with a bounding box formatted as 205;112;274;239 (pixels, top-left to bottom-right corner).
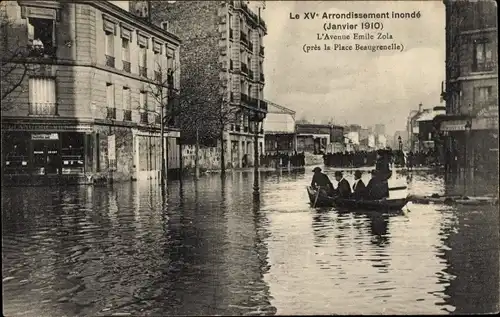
370;169;378;175
312;167;322;172
334;171;343;177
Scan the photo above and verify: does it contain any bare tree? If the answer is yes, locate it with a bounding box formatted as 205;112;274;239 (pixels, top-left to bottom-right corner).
0;7;34;111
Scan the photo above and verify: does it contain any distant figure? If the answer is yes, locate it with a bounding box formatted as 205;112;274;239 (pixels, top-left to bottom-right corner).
352;170;366;199
333;171;352;198
311;167;334;195
365;170;389;200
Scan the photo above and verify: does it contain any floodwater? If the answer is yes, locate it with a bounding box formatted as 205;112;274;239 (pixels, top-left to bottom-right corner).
2;168;499;316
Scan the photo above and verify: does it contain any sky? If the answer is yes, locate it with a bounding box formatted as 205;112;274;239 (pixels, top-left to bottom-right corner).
255;0;445;136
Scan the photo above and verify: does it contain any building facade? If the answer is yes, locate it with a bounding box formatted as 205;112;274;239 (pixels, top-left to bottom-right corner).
262;100;297;154
1;0;181;185
440;0;498;173
151;0;268;169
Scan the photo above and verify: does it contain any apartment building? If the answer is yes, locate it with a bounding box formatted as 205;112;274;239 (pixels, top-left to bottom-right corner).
439;0;498;173
151;0;268;168
1;0;181;184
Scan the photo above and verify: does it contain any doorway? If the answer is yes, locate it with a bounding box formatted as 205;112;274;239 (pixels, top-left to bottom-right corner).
32;140;61;175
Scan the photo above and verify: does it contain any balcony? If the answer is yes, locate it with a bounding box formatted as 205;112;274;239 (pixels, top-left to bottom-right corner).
229;28;233;39
260;73;265;82
140;112;148;124
139;66;147;78
105;55;115;68
259;46;264;56
123;109;132;121
154;70;162;82
123;60;131;73
473;61;496;72
241;62;248;74
27;45;56;59
106;107;116;119
28;102;58;116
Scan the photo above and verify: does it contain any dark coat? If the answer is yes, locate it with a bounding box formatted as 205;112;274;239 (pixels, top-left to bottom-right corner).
352;179;366;199
335;178;352;198
311;172;333;190
365;178;389;200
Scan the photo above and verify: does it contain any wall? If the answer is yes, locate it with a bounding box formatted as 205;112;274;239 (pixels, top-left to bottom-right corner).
263;112;295;133
181;144;221;171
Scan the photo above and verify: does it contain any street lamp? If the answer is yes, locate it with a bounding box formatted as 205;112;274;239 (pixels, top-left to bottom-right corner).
398;136;402;151
252;109;267;198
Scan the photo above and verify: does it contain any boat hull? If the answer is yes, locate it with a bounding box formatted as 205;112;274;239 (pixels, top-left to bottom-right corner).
307;186;408;211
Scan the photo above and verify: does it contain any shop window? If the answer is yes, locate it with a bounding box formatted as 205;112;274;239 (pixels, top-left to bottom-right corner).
27;17;56;58
3;133;29;174
61;133;84;174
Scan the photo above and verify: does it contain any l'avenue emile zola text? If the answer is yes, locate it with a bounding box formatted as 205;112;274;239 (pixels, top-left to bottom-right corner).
289;10;422;53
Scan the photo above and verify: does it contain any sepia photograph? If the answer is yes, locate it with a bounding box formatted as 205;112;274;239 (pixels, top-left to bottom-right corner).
1;0;498;315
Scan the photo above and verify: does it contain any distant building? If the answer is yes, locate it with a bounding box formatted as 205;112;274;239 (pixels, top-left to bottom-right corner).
374;124;386;135
262;101;296;154
439;0;498;173
393;130;408;150
295;123;344;154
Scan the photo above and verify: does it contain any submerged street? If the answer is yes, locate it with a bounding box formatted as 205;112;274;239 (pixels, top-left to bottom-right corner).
2;170;499;316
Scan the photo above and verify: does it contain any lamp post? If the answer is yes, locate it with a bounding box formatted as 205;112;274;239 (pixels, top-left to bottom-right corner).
464;120;472;195
253;110;266;198
398;136;402;151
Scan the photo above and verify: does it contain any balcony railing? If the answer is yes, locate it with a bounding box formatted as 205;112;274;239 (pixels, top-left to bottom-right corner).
260;73;265;82
259;46;264;56
123;60;131;73
154;70;162;82
241;62;248;74
139;66;147;78
105;55;115;68
123;109;132;121
140;112;148;124
106;107;116;119
28;102;58;116
229;28;233;39
27;45;57;58
473;61;496;72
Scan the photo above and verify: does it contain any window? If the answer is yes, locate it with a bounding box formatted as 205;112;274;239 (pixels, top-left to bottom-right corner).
122;87;131;109
139;45;147;67
28;77;57;115
122;38;130;61
229;13;233;29
106;83;115;107
473;40;493;72
105;31;114;56
248;84;252;97
27;17;55;57
140;91;147;110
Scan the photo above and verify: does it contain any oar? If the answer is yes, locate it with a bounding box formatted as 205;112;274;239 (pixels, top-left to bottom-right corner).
389;186;407;191
312;186;321;208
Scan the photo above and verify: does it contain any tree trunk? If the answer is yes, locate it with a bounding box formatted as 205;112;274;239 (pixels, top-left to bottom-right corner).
195;125;200;179
220;127;226;176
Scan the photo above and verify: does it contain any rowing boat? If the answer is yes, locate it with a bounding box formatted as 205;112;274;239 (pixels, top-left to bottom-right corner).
307;186;409;211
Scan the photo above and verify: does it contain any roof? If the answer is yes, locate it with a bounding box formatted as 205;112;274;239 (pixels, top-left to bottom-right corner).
416;109;446;122
265;100;296;115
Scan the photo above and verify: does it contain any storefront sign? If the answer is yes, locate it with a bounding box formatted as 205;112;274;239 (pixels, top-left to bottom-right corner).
440;120;467;131
108;135;116;161
31;133;59;140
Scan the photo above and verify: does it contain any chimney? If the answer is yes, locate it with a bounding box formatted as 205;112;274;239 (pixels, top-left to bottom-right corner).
418;103;423;112
161;21;169;31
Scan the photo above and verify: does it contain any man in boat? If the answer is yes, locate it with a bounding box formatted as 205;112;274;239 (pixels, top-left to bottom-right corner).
351;170;366;199
311;167;334;196
365;170;389;200
333;171;352;198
